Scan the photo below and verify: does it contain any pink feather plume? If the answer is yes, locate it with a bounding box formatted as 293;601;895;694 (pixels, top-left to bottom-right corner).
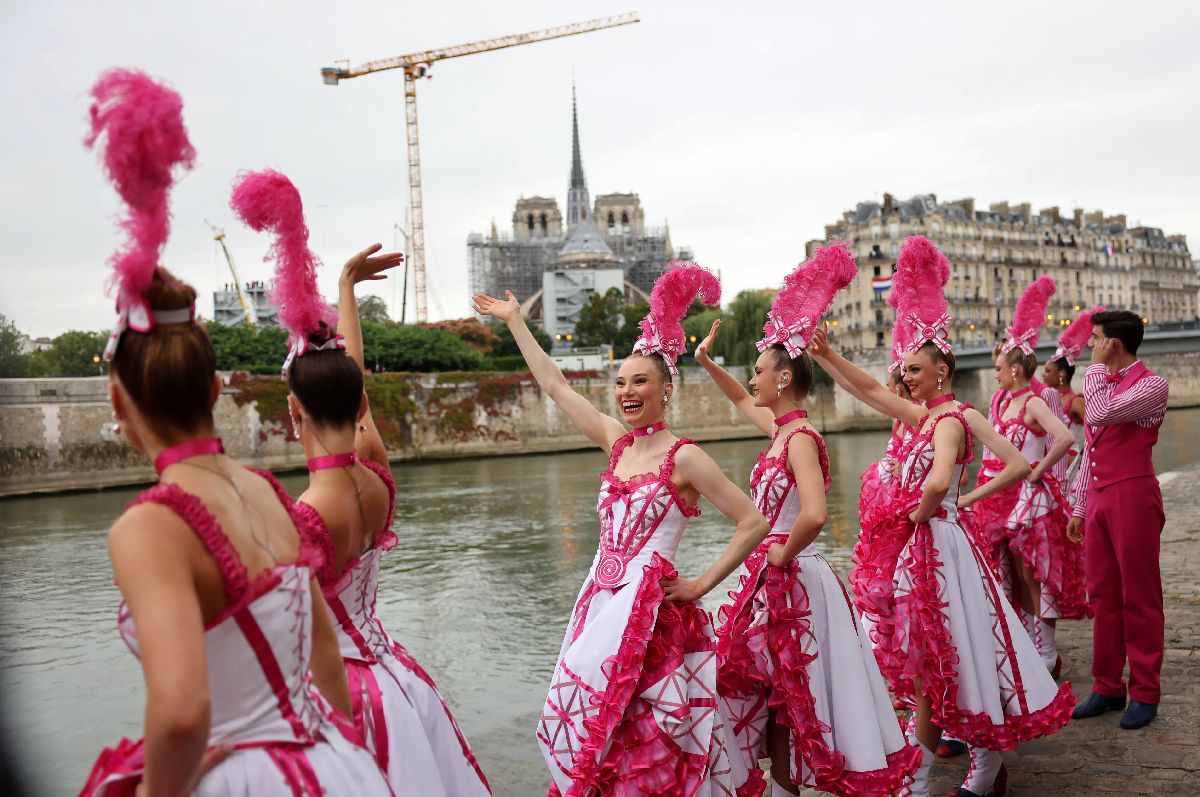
891;235;950;325
1010;275;1056;340
229;169;334;340
761;242;857;343
1055;304;1105;363
636;259;721;358
85;68;195;308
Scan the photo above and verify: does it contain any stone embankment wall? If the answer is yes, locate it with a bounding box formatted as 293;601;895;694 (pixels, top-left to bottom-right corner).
3;354;1199;496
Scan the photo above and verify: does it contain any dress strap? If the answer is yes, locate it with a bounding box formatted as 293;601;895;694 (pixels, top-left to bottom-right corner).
659;437;698;481
928;411;976;465
127;483;249;603
290;501;338;585
246;467;324;573
606;432;635;473
780;427;832;493
360;459;397;541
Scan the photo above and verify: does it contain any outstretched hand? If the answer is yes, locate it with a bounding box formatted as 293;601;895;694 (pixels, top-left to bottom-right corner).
809;327;831;358
694;319;721;365
472;290;521;323
342;243;404;286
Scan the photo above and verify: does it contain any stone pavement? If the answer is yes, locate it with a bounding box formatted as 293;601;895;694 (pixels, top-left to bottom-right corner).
807;466;1200;796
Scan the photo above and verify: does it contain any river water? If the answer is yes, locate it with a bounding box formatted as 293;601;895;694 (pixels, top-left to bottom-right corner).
2;407;1198;796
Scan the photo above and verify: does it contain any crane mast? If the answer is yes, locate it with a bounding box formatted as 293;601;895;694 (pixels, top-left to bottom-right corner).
207;222;256;328
321;12;639;322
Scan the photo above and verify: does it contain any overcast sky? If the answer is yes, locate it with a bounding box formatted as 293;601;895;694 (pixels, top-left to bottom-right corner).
2;0;1197;338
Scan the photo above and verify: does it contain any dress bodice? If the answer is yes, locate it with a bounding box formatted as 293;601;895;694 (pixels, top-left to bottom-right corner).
116;472;328;747
592;435;698;589
994;393;1047;463
899;410;975;520
295;460;399;664
749;427;831;554
878;427;912;486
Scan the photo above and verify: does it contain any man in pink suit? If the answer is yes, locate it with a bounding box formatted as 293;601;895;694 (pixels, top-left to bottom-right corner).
1067;310;1168;730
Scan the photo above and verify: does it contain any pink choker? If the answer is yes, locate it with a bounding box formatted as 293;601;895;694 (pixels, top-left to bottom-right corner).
307;451;358;472
1010;386;1031;398
632;421;667;437
154;437;224;476
925;393;957;410
774;409;808;427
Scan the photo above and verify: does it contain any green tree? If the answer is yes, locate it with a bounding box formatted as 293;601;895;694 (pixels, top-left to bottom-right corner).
724;290;774;365
43;330;109;376
682;307;729;358
361;322;483;372
573;287;626;347
422;318;500;354
205;322;289;372
0;314;29;378
616;300;650;354
490;321;552;356
357;295;391;324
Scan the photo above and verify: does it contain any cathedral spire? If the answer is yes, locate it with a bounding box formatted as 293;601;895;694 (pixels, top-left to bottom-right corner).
566;82;590;228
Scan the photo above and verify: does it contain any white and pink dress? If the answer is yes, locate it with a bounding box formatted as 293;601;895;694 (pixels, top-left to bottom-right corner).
970;392;1086;621
851;409;1075;748
79;473;392;797
536;435;743;797
858;425;904;517
294;459;491;797
717;427;919;797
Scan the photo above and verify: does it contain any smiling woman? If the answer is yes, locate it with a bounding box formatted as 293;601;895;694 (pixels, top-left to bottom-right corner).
473;260;772;797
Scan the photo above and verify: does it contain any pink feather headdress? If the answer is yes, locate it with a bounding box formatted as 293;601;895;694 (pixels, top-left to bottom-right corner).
85;68;196;360
892;236;952;355
756;242;857;358
229;169;339;376
886;280;913;373
1053;305;1105;366
1001;276;1056;355
631;259;721;374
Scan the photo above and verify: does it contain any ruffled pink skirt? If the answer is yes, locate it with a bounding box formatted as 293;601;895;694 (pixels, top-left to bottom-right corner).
717;537;919;797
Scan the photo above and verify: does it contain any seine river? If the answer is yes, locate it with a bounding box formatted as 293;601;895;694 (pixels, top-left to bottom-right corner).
2;408;1197;796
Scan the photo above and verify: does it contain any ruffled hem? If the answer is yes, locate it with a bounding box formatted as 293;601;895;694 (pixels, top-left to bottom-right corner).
78;737;144;797
1006;474;1087;620
903;522;1076;750
968;467;1018;551
561;552;716;797
858;463;886;519
762;563;919;797
720;541;919;797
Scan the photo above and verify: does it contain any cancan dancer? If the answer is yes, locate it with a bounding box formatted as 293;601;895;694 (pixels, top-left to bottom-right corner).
695;243;920;797
810;236;1074;797
968;277;1082;676
475;261;770;797
229;169;491;795
1067;310;1169;731
1043;306;1106;508
78;69;390;797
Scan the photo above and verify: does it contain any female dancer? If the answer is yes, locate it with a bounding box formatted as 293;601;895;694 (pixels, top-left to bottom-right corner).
1043;306;1105;505
80;70;389;796
230;169;491;796
969;278;1081;675
474;262;769;797
696;244;919;797
811;236;1073;797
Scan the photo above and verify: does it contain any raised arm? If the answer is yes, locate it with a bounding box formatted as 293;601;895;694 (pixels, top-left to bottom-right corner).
694;319;773;436
809;328;926;427
769;434;827;564
338;243;404;467
474;290;624;451
1023;395;1073;481
957;407;1032;508
660;445;770;602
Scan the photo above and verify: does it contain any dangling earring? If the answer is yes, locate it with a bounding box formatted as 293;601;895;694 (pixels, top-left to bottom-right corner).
1010;365;1018;379
937;375;944;393
776;383;784;398
663;394;670;407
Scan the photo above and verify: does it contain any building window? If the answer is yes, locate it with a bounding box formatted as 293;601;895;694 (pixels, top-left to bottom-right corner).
888;223;899;239
873;265;881;277
876;331;885;347
607;212;615;228
890;243;899;256
621;212;629;226
540;213;548;234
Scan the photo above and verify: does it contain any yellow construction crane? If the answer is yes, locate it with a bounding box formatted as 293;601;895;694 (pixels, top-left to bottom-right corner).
206;221;256;328
320;12;640;323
